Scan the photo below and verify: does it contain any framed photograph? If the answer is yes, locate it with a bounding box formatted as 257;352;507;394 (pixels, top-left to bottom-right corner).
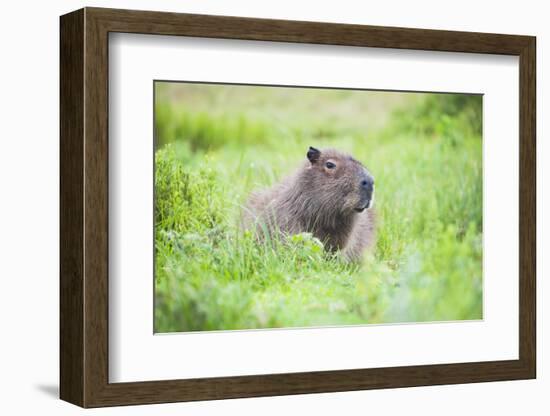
60;7;536;408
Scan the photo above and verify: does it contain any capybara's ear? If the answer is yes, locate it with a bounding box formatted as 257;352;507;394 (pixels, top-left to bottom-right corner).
307;146;321;164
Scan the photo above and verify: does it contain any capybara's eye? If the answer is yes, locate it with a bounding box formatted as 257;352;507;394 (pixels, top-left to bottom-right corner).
325;161;336;169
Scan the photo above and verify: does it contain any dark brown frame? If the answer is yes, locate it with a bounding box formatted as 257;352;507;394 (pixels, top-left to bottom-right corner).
60;7;536;408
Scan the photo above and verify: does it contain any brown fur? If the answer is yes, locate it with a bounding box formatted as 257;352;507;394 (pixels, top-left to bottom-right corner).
242;147;376;261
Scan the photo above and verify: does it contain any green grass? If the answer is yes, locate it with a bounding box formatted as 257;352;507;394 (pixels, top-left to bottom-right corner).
154;83;483;332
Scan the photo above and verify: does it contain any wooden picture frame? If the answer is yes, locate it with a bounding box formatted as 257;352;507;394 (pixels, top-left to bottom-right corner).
60;7;536;408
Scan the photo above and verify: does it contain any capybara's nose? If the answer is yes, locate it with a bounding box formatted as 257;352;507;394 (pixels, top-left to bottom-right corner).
360;178;374;195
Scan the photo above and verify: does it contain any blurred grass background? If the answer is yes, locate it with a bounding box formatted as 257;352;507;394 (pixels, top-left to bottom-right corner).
154;82;482;332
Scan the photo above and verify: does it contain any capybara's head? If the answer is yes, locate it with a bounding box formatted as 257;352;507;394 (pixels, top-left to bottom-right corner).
303;146;375;215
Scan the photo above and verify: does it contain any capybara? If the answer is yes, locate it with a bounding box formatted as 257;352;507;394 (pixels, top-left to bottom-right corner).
243;147;376;261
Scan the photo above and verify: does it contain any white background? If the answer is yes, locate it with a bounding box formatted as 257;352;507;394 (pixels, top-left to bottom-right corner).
0;0;546;414
110;34;519;382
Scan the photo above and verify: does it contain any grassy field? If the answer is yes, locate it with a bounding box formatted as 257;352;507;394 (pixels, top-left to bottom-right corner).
154;83;483;333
